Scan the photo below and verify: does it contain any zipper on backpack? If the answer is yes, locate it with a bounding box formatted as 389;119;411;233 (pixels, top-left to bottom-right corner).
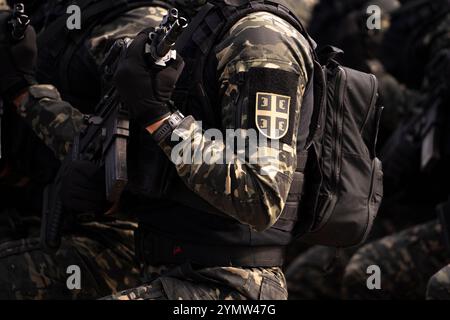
332;68;346;189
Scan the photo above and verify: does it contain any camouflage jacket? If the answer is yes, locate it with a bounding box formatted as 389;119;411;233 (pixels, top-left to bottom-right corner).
15;4;313;299
18;7;313;231
159;11;313;231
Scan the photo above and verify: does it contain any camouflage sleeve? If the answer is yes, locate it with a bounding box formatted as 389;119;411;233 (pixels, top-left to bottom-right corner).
159;12;313;231
16;84;87;160
87;6;168;65
15;6;167;160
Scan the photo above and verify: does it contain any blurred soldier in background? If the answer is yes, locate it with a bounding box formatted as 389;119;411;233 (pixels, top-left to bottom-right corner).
308;0;421;144
342;0;450;299
285;0;319;29
285;0;415;300
0;0;170;299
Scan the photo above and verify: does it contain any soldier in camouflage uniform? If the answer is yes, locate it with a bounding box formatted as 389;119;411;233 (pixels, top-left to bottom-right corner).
306;0;422;144
342;1;450;299
2;0;314;301
97;0;314;300
343;220;449;299
0;0;169;299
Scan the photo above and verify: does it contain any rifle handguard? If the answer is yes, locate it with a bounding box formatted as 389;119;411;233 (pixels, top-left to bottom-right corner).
145;8;188;67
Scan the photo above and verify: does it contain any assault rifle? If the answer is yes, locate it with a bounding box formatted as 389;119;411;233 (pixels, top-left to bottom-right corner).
145;8;188;66
41;8;188;251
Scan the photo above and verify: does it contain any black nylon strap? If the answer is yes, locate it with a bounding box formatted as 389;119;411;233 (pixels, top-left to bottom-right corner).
175;2;215;53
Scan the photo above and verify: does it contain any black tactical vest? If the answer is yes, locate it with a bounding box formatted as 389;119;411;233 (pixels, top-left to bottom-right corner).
36;0;170;113
127;0;315;267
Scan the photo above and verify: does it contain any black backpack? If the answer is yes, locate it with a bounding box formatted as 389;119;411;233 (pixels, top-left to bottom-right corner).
296;45;383;247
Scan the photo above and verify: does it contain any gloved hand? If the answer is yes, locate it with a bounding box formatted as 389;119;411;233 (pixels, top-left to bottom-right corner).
60;161;110;220
0;10;37;100
113;30;185;128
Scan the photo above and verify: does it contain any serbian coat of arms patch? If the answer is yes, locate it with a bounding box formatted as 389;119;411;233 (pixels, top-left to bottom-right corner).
255;92;291;139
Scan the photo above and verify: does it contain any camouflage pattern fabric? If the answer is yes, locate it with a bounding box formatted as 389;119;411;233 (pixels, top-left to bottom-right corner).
104;8;313;300
427;264;450;300
16;5;168;160
104;264;287;300
285;217;400;300
16;84;87;160
158;11;313;231
342;220;450;299
0;221;140;300
285;246;353;300
0;3;167;300
88;6;169;65
8;5;312;231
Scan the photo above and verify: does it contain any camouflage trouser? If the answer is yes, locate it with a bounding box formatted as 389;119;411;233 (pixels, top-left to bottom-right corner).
285;246;355;300
285;218;400;300
342;220;450;299
104;264;288;300
0;221;140;300
427;264;450;300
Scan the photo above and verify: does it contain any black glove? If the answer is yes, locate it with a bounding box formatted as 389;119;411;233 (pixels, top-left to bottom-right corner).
113;30;185;128
0;10;37;100
60;161;110;219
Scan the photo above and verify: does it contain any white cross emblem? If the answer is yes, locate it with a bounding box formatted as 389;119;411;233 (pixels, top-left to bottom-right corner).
255;92;291;139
